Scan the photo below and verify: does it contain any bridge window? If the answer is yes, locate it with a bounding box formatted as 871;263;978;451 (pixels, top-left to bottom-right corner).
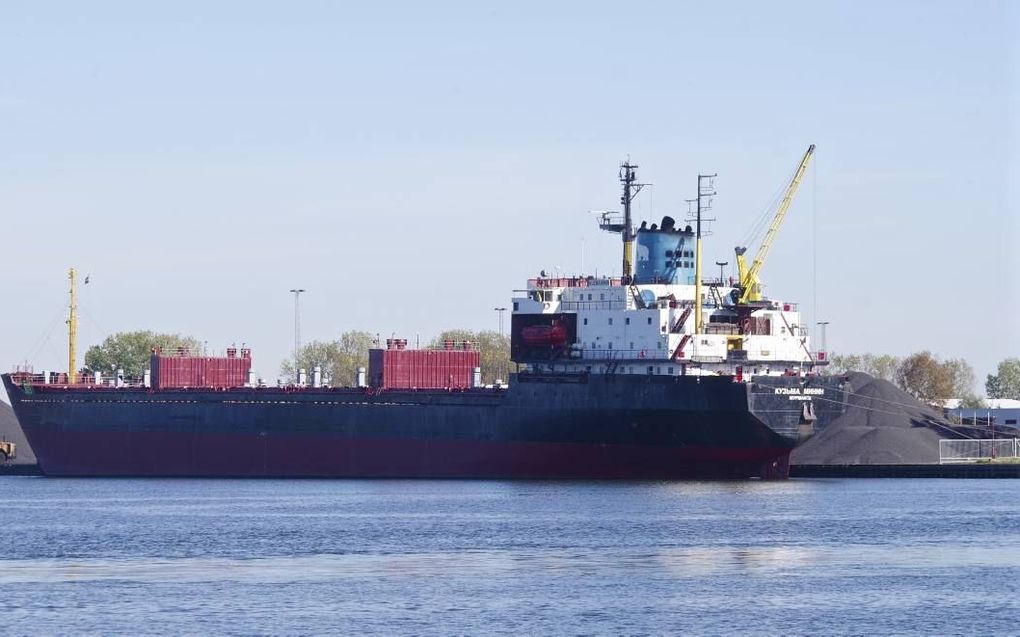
625;318;630;325
608;318;614;325
647;317;653;325
513;302;519;311
666;250;674;257
583;318;588;325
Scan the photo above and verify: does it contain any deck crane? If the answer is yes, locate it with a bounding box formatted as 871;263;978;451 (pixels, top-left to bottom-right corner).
735;144;815;304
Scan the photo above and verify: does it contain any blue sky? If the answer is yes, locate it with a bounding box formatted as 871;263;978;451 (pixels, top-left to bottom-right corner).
1;1;1016;398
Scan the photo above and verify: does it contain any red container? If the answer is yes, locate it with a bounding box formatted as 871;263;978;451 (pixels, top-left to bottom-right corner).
151;352;252;389
369;347;479;390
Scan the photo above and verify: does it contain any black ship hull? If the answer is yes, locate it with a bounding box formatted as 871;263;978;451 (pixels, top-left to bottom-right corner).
3;373;845;480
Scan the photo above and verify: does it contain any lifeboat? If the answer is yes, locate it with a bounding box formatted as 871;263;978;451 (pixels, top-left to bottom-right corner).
520;324;568;346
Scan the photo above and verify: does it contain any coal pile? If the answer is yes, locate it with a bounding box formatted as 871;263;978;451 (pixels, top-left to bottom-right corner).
0;400;34;465
792;372;963;465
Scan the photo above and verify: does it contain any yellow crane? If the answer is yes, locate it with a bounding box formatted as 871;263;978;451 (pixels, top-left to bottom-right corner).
736;144;815;304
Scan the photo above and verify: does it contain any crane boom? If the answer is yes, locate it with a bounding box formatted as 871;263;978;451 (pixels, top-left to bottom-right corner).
737;144;815;304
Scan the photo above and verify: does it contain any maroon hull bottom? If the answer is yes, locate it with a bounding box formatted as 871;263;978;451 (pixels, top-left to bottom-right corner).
26;428;791;479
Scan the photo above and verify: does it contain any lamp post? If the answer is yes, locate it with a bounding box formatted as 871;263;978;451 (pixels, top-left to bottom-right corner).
816;321;830;355
715;261;728;285
494;307;507;336
290;288;306;370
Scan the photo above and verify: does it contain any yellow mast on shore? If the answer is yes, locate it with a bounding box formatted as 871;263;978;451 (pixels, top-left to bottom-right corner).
67;268;78;384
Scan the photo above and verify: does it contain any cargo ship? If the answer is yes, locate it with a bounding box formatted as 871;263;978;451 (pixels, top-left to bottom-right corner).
3;146;847;479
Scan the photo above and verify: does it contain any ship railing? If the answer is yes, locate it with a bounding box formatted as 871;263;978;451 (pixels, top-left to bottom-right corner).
939;438;1020;464
559;301;627;311
8;371;149;389
570;349;672;362
527;277;622;289
153;347;251;359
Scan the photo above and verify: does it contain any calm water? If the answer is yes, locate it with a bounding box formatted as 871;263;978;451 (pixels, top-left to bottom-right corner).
0;478;1017;635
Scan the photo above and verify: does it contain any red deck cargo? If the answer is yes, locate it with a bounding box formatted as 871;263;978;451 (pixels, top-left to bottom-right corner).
150;347;252;389
368;343;480;390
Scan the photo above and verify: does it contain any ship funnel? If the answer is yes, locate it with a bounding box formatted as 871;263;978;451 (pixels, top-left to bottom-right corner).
297;368;307;387
634;222;696;285
313;366;322;388
356;367;367;388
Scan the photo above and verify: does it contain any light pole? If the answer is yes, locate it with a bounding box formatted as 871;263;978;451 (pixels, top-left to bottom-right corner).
290;289;305;370
494;307;507;336
715;261;728;285
816;321;830;355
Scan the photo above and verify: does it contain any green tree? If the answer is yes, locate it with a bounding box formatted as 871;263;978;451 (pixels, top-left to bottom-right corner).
943;357;976;398
957;393;986;409
986;358;1020;400
827;353;900;382
84;331;202;377
431;329;512;384
826;354;861;376
896;351;957;406
280;330;375;386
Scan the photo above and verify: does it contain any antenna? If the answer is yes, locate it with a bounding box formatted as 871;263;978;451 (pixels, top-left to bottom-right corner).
289;288;305;373
597;160;649;282
687;174;717;335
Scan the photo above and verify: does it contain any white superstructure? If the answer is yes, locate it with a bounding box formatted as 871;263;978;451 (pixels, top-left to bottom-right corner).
512;276;815;377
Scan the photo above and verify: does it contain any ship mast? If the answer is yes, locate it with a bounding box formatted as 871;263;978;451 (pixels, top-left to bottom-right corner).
694;174;716;335
596;160;647;282
619;161;644;283
67;267;78;384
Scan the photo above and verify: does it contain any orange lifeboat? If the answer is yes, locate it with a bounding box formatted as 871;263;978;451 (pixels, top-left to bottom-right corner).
520;324;568;346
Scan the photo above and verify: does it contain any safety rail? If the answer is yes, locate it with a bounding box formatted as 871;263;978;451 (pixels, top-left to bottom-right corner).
8;371;148;389
939;438;1020;464
571;349;673;362
528;277;622;288
559;301;627;311
154;347;251;359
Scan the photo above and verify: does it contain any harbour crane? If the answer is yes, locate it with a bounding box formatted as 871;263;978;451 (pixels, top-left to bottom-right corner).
735;144;815;304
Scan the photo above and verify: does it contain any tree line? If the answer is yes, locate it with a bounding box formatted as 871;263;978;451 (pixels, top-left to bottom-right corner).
827;352;1020;407
80;331;1020;403
82;329;512;386
281;330;513;386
